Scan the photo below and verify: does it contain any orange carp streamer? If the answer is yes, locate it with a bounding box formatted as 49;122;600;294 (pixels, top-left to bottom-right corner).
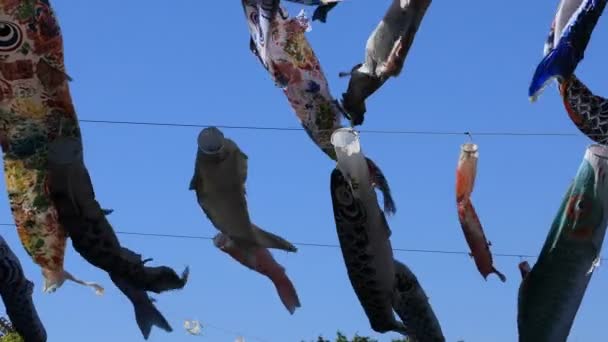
455;143;506;282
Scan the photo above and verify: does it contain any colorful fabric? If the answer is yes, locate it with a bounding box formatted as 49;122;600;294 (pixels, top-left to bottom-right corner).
455;143;506;282
518;144;608;341
0;0;102;294
560;75;608;144
528;0;607;101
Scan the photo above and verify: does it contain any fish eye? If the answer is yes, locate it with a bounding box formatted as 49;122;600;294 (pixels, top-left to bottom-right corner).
0;21;23;52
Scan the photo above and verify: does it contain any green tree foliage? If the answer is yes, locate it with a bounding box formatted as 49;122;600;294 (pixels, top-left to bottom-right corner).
305;331;410;342
0;318;23;342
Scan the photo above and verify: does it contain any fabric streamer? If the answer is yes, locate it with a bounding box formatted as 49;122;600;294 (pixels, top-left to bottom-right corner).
518;144;608;341
528;0;606;101
328;128;408;336
242;1;397;215
189;127;301;314
0;0;104;295
339;0;432;125
0;235;46;342
560;75;608;144
455;143;506;282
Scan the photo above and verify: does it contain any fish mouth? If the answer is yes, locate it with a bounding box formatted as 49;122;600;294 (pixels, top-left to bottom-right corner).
461;142;478;154
212;233;229;248
331;128;369;188
331;127;361;156
197;127;225;155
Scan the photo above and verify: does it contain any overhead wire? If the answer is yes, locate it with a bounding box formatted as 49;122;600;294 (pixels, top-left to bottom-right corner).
0;223;602;261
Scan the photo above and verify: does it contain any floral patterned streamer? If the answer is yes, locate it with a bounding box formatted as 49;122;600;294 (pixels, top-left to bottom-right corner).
242;2;397;214
455;143;506;282
0;0;103;295
518;144;608;341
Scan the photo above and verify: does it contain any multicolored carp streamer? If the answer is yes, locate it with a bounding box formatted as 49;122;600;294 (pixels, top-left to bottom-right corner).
338;0;431;125
242;2;397;214
560;75;608;144
455;143;506;282
529;0;606;101
392;260;445;342
0;235;46;342
0;0;105;295
190;127;301;314
328;129;408;336
518;144;608;342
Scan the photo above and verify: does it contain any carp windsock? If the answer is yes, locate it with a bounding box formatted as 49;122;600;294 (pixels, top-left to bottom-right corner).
0;235;46;342
189;127;301;314
339;0;431;126
529;0;606;101
0;0;105;295
392;260;446;342
560;75;608;144
242;2;397;215
329;128;408;336
455;143;506;282
46;137;187;339
518;144;608;342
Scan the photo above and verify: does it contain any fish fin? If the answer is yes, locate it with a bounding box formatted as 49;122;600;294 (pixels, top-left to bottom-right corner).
529;44;576;101
133;294;173;339
102;208;114;216
251;223;298;252
338;63;363;78
271;272;301;314
493;267;507;283
488;240;492;246
312;2;339;23
365;157;396;215
188;174;197;191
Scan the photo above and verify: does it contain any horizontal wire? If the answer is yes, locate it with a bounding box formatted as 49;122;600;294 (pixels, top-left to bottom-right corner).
78;119;588;137
1;223;600;261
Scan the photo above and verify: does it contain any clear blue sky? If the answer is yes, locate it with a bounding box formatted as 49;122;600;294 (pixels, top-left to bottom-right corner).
1;1;607;341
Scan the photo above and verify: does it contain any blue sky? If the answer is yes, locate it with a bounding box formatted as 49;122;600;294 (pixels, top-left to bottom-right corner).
1;1;607;341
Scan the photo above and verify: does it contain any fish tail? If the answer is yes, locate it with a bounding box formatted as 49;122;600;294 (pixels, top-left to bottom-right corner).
365;157;396;215
493;266;507;283
252;223;298;252
42;269;104;295
270;272;301;314
312;2;339;23
529;44;576;101
133;295;173;339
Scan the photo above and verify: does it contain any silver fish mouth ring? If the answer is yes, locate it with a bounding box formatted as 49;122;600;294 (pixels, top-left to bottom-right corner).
197;127;225;155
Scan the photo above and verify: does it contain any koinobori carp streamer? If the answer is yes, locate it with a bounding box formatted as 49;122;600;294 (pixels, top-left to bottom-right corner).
560;75;608;144
518;144;608;342
528;0;607;101
0;0;104;295
328;128;408;336
189;127;301;314
339;0;431;126
46;137;187;340
242;2;397;215
0;235;46;342
455;143;506;282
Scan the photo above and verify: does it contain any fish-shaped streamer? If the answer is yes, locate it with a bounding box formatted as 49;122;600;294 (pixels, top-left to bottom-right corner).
518;144;608;342
248;0;339;75
0;0;106;296
189;127;301;313
559;75;608;144
213;233;301;314
242;2;397;215
338;0;432;125
528;0;607;101
0;235;46;342
455;143;506;282
329;128;407;335
392;260;445;342
46;136;187;339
